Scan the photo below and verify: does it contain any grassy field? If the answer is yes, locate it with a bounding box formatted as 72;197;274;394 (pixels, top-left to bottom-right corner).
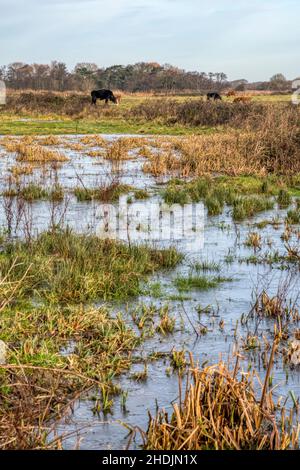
0;115;213;136
0;90;293;136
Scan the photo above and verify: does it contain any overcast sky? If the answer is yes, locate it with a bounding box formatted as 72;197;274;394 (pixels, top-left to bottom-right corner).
0;0;299;81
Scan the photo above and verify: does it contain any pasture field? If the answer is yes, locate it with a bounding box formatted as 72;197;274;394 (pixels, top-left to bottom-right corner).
0;91;300;450
0;90;293;136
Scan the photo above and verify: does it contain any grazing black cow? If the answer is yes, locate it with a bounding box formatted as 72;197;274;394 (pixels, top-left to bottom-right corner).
91;89;119;105
207;92;222;101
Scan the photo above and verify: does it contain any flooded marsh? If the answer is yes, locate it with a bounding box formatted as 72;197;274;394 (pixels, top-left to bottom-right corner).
0;133;300;449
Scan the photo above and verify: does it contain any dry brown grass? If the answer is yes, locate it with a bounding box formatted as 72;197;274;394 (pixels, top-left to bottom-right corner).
37;135;62;146
1;136;68;163
143;132;264;177
9;164;34;177
233;96;252;103
104;137;148;161
0;367;79;449
143;353;299;450
142;105;300;177
80;135;108;147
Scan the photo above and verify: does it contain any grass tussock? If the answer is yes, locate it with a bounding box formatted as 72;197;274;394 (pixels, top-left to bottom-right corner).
74;182;131;202
104;137;149;161
174;275;231;292
143;354;299;450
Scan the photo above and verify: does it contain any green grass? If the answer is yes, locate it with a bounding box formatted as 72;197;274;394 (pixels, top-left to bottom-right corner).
0;228;182;303
277;189;292;208
74;183;132;202
232;195;274;221
133;188;150;199
2;183;64;202
162;176;285;220
205;196;224;216
0;114;214;136
174;275;232;292
286;209;300;224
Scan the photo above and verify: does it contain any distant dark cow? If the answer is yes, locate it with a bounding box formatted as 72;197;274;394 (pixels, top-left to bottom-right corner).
91;89;119;105
207;92;222;101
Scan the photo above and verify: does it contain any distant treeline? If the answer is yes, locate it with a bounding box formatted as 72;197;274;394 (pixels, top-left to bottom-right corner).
0;61;292;93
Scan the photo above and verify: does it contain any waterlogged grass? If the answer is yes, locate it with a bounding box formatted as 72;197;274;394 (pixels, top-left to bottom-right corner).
0;302;140;449
174;275;232;292
162;176;281;220
74;182;132;202
0;229;182;304
277;189;292;208
2;183;64;202
0;228;183;448
232;196;274;221
163;175;300;205
286;209;300;225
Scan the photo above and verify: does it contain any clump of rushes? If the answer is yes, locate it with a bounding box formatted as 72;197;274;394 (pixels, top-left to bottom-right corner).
74;187;93;201
49;184;64;201
133;189;149;200
162;186;189;205
9;164;34;177
131;364;148;382
80;135;107;147
205;195;224;216
286;209;300;225
38;135;61;146
143;355;299;450
232;195;274;221
2;183;64;202
104;139;129;161
156;306;175;335
0;228;182;303
162;176;281;219
170;349;186;369
192;259;221;272
244;232;262;250
74;182;131;202
277;189;292;208
254;290;299;322
174;275;231;292
2;183;47;201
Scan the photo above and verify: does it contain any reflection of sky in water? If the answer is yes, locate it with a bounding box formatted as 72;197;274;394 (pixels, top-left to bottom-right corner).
1;135;300;449
97;196;205;253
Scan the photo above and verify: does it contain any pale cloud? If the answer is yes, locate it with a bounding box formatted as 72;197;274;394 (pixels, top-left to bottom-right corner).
0;0;299;81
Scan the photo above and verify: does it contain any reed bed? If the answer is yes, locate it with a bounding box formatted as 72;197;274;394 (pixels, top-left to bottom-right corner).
144;121;300;177
143;354;299;450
